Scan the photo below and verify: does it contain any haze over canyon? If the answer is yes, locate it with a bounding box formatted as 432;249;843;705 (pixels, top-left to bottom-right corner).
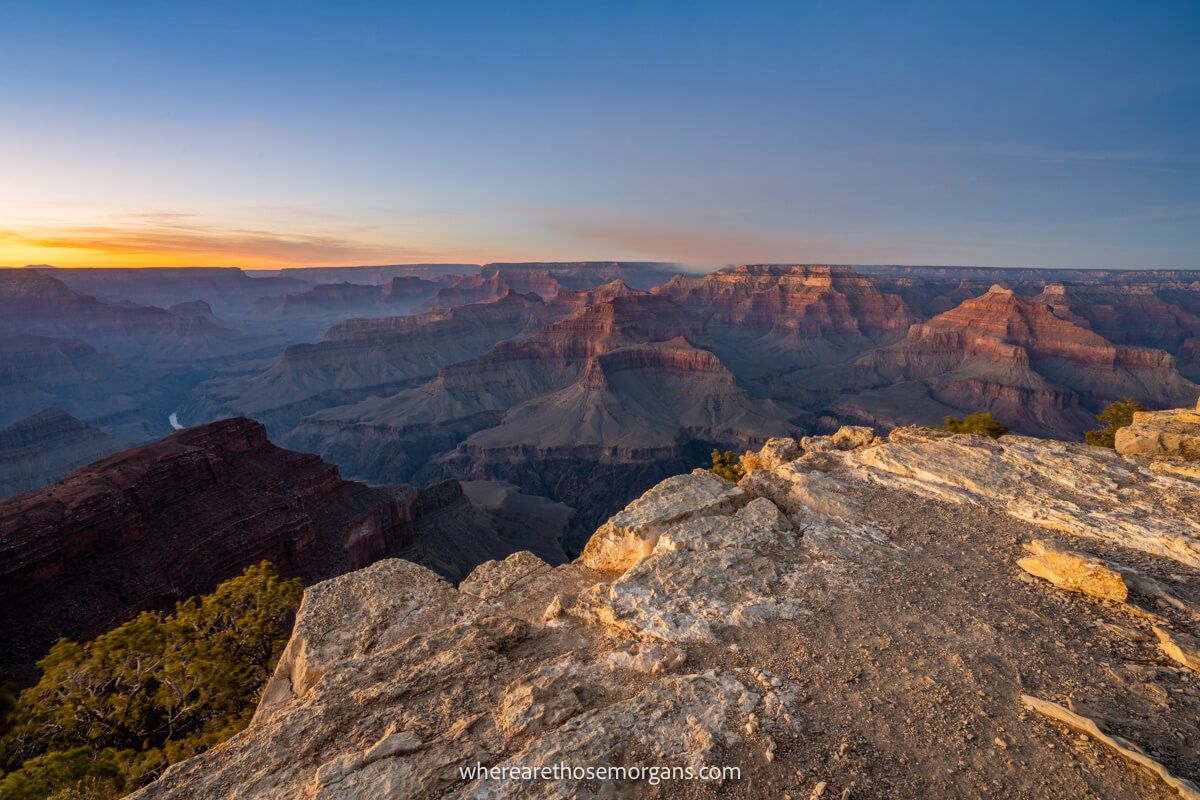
3;261;1199;537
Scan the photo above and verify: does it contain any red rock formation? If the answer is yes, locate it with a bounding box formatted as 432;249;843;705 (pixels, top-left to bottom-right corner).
1035;283;1200;352
656;265;917;339
900;285;1178;369
858;285;1200;436
491;292;701;361
285;294;797;543
437;337;797;545
427;269;551;308
544;278;643;313
653;265;919;378
0;418;567;681
426;262;677;308
277;294;706;474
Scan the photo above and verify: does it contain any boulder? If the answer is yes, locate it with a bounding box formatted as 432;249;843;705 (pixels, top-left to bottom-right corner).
1153;626;1200;672
579;469;747;573
800;435;836;452
831;425;877;451
758;437;801;468
1016;540;1129;603
255;559;456;723
459;551;552;601
1115;403;1200;460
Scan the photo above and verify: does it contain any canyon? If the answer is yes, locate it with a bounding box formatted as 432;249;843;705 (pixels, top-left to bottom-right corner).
173;264;1200;538
6;262;1200;529
3;261;1200;798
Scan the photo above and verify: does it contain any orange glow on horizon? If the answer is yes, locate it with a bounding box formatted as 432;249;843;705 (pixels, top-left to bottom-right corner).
0;243;290;269
0;225;496;269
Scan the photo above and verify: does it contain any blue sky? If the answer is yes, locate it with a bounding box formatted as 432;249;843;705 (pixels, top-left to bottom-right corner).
1;0;1197;268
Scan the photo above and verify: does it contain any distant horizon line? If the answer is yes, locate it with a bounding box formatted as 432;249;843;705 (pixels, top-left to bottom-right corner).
7;261;1200;274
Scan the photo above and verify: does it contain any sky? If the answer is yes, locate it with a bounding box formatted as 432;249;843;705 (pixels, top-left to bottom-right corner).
1;0;1198;270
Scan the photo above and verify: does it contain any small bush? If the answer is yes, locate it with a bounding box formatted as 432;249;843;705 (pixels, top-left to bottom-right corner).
739;451;764;474
1085;398;1142;448
709;449;744;482
942;412;1009;439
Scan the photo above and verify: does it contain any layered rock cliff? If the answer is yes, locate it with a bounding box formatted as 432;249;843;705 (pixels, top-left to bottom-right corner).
853;285;1199;437
0;418;569;682
1115;397;1200;462
421;262;676;309
133;408;1200;800
283;294;798;541
1035;283;1200;352
655;264;918;377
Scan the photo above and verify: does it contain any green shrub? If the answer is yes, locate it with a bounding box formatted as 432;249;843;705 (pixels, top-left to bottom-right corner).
0;749;124;800
1;562;302;798
45;775;122;800
1084;398;1142;448
942;412;1009;439
709;449;744;482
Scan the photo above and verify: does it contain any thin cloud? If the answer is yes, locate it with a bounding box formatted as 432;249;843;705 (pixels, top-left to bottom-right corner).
0;219;473;266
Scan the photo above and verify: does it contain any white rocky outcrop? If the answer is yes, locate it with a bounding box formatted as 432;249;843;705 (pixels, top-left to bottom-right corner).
1116;399;1200;460
579;469;748;572
757;437;800;469
848;427;1200;569
133;409;1200;800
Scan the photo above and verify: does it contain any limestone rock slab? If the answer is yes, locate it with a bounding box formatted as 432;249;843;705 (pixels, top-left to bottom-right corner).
579;469;748;572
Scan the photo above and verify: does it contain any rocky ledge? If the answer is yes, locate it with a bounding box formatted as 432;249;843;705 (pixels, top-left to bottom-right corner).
1116;397;1200;462
135;409;1200;799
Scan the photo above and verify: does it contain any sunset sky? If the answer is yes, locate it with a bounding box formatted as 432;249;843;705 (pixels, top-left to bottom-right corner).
2;1;1198;269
